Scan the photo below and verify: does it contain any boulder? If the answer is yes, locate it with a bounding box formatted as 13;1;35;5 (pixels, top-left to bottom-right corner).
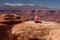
12;21;60;40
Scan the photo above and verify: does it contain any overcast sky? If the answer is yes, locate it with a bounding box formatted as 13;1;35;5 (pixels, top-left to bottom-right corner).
0;0;60;8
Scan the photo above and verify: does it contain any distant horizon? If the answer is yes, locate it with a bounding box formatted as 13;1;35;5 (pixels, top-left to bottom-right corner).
0;0;60;8
0;3;59;9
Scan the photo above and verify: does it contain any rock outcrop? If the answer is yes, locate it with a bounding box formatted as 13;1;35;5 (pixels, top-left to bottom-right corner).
47;29;60;40
0;14;24;40
12;21;60;40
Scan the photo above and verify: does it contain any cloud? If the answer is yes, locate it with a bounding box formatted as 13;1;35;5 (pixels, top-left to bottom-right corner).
5;3;25;6
4;3;36;6
27;4;35;6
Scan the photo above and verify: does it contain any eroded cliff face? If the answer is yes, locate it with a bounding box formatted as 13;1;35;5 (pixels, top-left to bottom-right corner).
12;21;60;40
0;10;60;22
0;14;25;40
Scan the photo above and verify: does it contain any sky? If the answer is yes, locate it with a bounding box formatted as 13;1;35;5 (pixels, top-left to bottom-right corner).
0;0;60;8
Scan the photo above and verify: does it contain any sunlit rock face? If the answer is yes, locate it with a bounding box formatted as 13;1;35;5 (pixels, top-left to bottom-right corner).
12;21;60;40
0;14;22;34
0;14;24;40
0;14;21;25
47;29;60;40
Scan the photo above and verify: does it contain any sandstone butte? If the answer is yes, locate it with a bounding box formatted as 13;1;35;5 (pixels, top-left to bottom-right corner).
12;21;60;40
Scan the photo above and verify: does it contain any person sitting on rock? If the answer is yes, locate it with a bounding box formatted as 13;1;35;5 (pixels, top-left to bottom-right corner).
35;11;41;23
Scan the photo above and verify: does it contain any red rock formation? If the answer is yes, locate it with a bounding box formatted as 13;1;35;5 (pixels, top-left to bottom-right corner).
1;10;60;22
